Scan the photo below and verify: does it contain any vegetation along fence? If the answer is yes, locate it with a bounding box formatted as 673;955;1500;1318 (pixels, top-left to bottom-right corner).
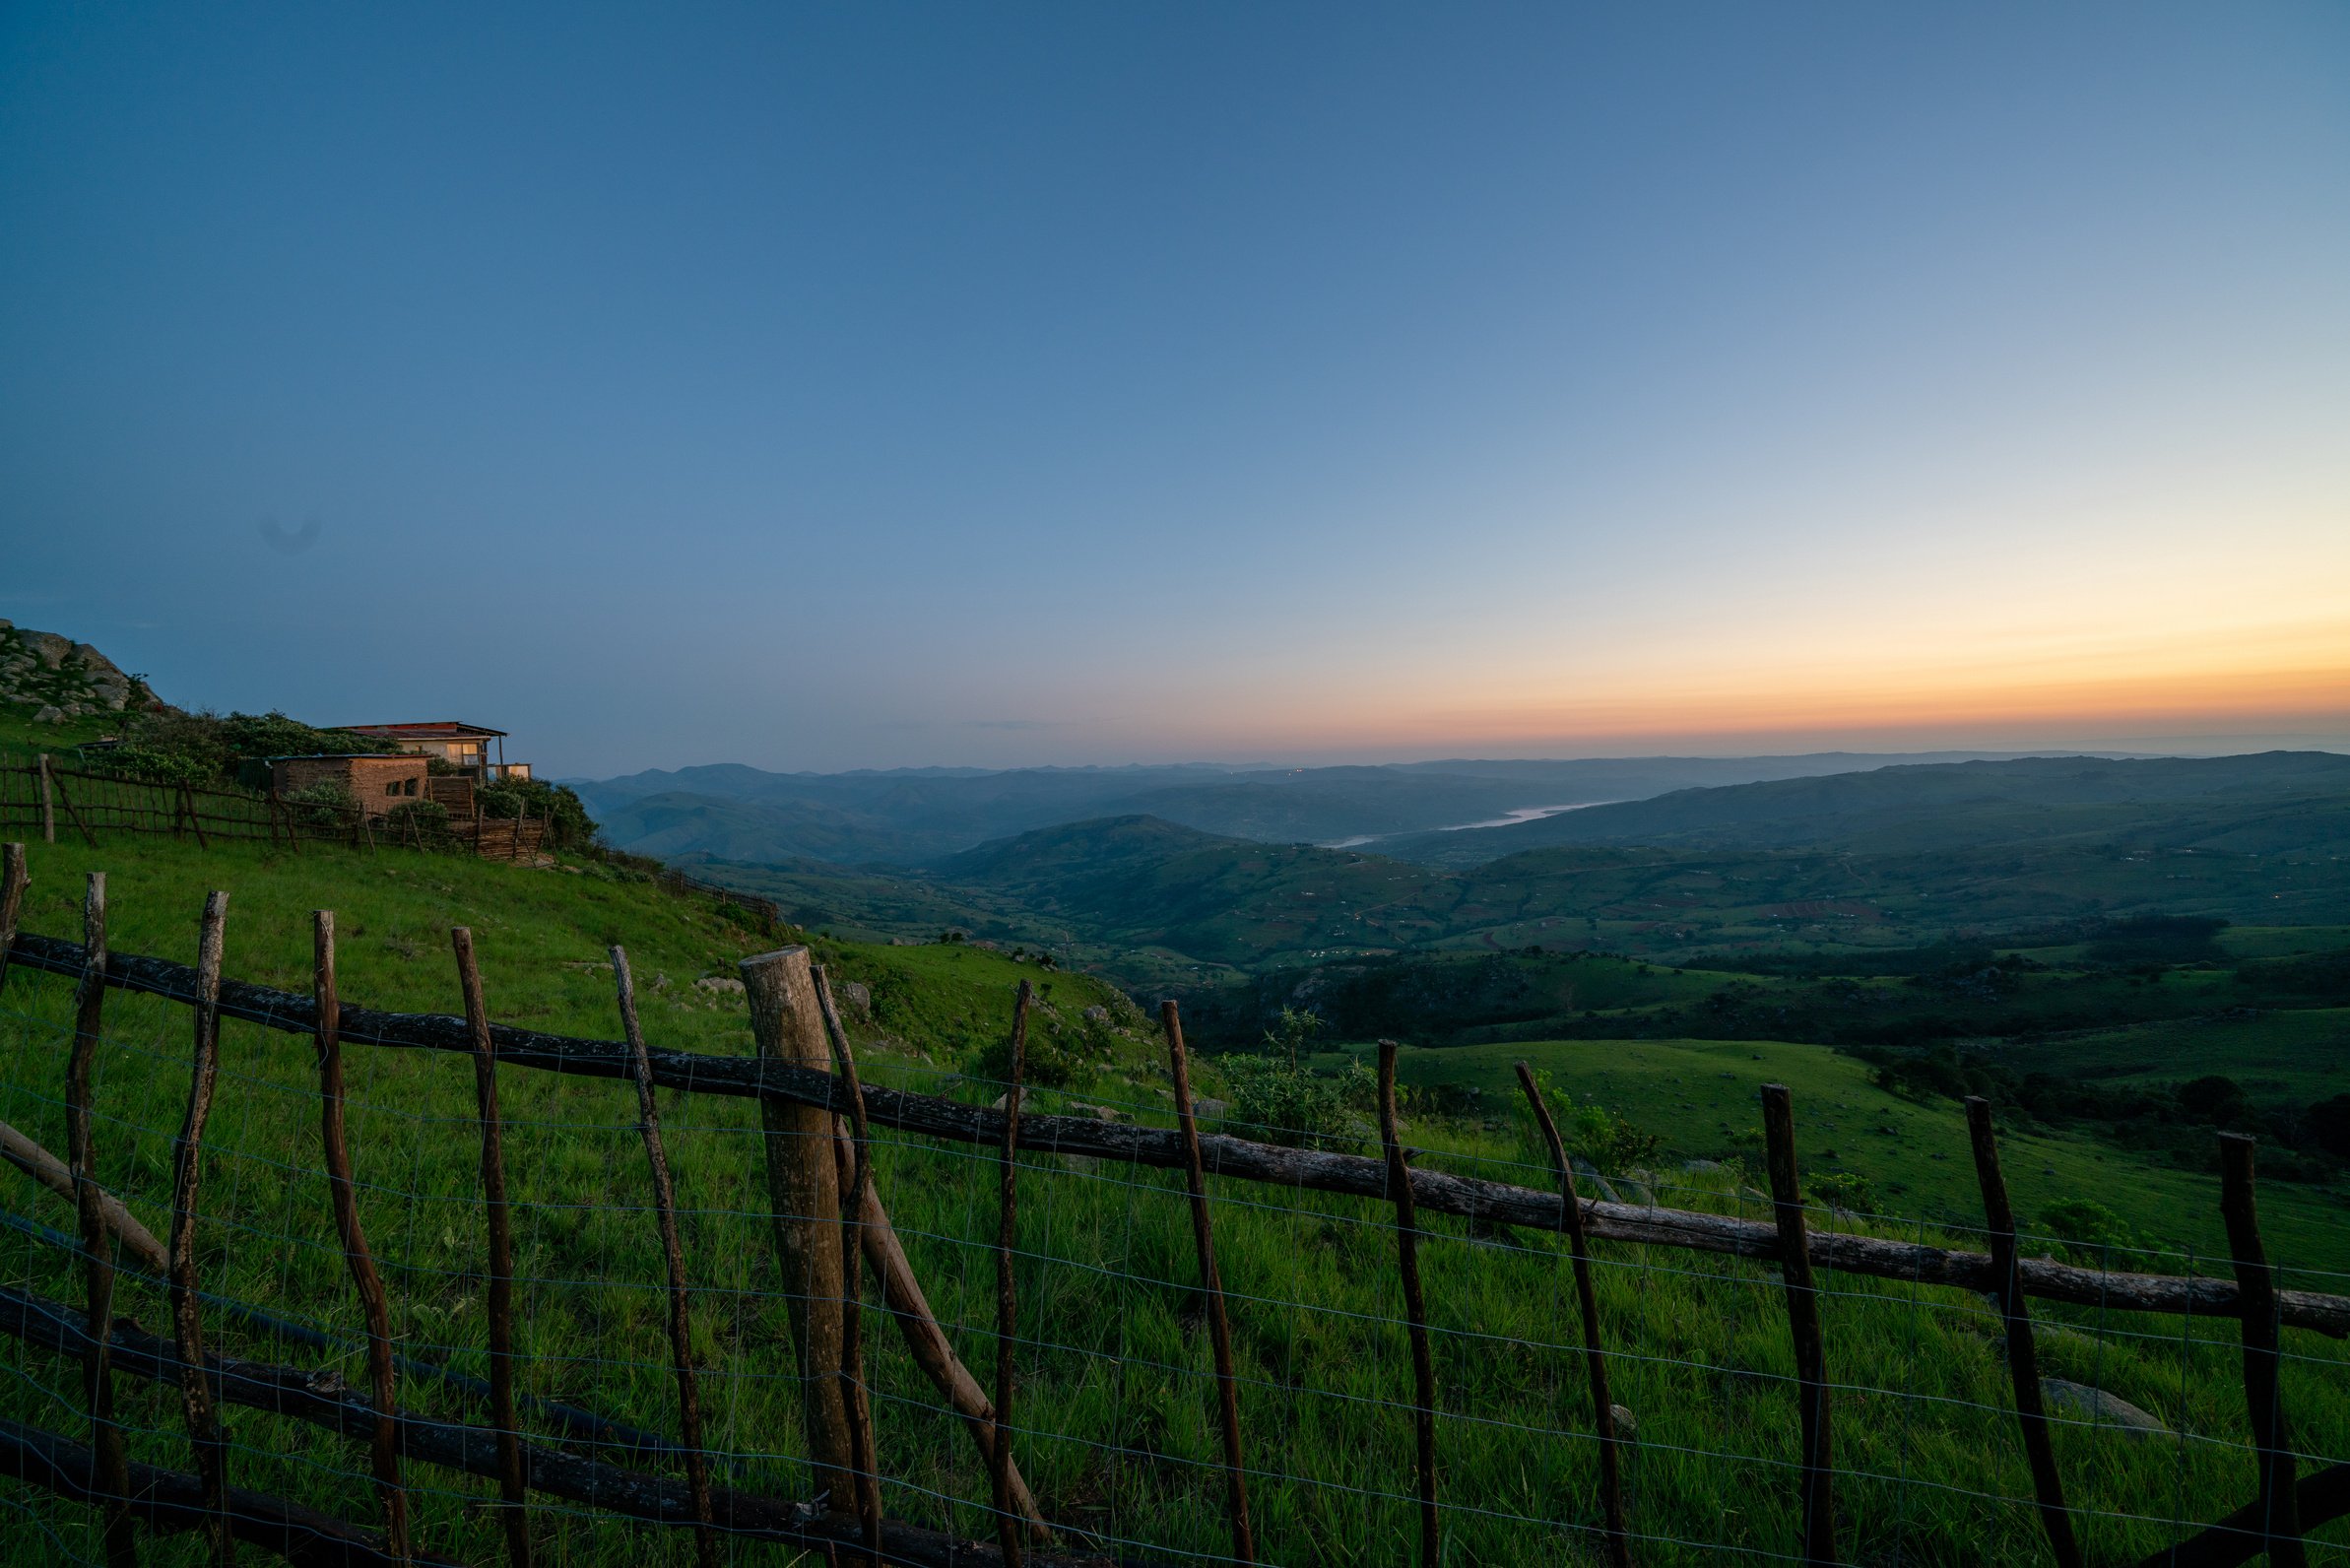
0;841;2343;1565
0;757;554;862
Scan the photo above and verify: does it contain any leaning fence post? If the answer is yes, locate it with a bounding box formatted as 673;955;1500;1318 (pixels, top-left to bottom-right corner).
740;945;858;1515
2217;1133;2306;1568
67;872;136;1568
0;842;27;992
992;981;1033;1568
1963;1098;2080;1568
1514;1062;1631;1568
1377;1040;1441;1568
316;912;412;1563
613;946;721;1568
452;928;532;1568
166;890;233;1568
1161;1001;1256;1565
1759;1083;1836;1566
37;755;55;844
813;964;885;1568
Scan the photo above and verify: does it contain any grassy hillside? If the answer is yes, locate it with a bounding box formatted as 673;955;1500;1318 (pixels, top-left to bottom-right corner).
1;832;2345;1564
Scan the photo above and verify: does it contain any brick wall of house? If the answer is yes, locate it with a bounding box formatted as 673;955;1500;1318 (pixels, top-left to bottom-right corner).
272;755;431;818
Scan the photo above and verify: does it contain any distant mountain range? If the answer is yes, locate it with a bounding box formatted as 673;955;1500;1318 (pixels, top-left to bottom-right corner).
674;751;2350;988
570;750;2117;867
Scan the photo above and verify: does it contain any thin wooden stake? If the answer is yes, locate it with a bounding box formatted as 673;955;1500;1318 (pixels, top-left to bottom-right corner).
166;890;233;1568
37;755;55;844
1759;1083;1836;1566
2218;1133;2306;1568
1161;1000;1257;1565
1514;1062;1630;1568
993;981;1033;1568
1963;1098;2079;1568
316;913;411;1563
813;964;884;1568
52;769;98;848
0;842;27;992
613;947;720;1568
1377;1040;1440;1568
68;872;136;1568
452;928;532;1568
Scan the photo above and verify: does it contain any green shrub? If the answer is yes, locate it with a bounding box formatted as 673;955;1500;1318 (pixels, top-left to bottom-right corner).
1806;1169;1876;1214
2034;1198;2145;1264
281;778;357;830
1222;1055;1377;1150
477;777;598;847
1515;1067;1661;1177
970;1014;1094;1091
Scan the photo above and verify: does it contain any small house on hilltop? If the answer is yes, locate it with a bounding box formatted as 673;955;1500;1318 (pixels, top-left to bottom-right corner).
271;754;429;820
342;721;532;782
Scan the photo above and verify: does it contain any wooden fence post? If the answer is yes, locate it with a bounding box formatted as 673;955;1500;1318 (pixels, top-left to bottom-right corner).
993;981;1033;1568
613;947;720;1568
814;965;885;1568
165;890;233;1568
1514;1062;1631;1568
1760;1084;1836;1566
739;945;858;1514
1377;1040;1440;1568
316;912;412;1563
0;842;26;992
1963;1098;2080;1568
2218;1133;2306;1568
67;872;137;1568
452;929;532;1568
1161;1000;1256;1565
38;754;56;844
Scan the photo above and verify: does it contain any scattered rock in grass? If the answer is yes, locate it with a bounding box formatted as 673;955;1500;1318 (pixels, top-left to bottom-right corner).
1609;1404;1637;1436
1681;1158;1723;1173
694;976;746;996
835;979;872;1013
2041;1379;2170;1439
991;1087;1034;1112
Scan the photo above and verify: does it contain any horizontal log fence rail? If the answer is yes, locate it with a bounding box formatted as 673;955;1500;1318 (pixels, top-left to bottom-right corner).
0;847;2343;1567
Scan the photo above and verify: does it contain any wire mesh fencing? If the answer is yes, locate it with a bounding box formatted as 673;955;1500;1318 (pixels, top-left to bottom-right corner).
0;847;2343;1567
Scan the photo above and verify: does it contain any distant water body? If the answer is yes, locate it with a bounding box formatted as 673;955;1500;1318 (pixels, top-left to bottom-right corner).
1324;801;1611;850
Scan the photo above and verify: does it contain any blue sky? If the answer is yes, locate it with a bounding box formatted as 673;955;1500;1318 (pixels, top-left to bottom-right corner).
4;4;2345;775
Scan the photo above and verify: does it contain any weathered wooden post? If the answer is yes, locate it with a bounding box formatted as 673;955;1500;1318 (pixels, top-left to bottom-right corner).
1515;1061;1631;1568
741;945;860;1515
1963;1098;2079;1568
37;755;55;844
166;890;233;1568
2218;1133;2306;1568
1378;1040;1441;1568
1161;1000;1256;1565
993;981;1033;1568
68;872;137;1568
1760;1083;1836;1566
0;842;26;991
316;912;412;1563
614;946;720;1568
452;929;532;1568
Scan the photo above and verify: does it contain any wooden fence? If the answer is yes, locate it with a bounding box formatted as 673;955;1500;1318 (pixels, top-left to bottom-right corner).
0;755;555;862
0;848;2343;1568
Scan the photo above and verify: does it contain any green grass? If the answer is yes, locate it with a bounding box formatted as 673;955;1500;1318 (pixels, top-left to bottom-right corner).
0;834;2345;1564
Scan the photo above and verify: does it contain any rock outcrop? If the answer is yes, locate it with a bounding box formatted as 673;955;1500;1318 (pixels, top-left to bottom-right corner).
0;621;167;719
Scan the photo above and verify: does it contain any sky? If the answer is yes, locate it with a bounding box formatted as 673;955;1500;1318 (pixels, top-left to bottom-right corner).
3;3;2346;777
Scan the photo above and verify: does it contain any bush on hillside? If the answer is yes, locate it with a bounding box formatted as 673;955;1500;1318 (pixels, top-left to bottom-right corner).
1516;1067;1660;1177
2034;1198;2147;1265
1223;1055;1378;1151
102;708;381;787
970;1013;1094;1092
478;777;597;847
281;778;358;830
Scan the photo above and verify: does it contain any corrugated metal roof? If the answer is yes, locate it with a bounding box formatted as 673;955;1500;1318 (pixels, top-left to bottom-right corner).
342;721;508;741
